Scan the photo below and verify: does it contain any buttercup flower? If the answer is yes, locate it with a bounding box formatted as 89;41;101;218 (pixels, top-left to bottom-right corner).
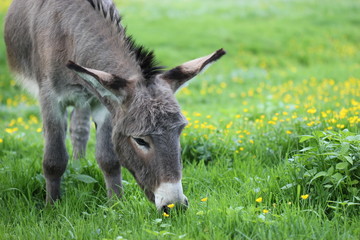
301;194;309;200
167;204;175;209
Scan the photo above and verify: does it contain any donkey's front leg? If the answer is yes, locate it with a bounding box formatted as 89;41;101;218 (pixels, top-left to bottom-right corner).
70;105;91;159
40;95;69;203
93;108;122;198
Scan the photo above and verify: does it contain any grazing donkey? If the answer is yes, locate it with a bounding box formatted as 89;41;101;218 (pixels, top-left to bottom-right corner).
4;0;225;211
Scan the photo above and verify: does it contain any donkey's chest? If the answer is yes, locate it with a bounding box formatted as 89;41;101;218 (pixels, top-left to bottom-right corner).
57;85;96;108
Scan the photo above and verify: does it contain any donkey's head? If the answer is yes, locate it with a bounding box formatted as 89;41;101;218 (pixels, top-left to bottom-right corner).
67;49;225;211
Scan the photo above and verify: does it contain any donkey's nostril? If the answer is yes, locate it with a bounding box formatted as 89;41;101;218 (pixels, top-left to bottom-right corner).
162;205;170;214
184;198;189;207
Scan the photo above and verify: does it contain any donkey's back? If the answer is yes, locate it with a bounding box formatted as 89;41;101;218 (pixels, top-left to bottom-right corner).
5;0;136;98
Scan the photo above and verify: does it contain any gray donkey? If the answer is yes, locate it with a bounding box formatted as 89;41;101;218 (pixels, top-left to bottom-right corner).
4;0;225;211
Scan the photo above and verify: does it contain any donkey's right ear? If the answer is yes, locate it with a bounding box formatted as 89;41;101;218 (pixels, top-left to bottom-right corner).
66;61;129;113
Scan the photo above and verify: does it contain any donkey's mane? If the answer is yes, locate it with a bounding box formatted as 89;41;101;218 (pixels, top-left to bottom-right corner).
85;0;164;80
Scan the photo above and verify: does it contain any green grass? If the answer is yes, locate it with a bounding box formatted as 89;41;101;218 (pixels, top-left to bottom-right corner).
1;0;360;239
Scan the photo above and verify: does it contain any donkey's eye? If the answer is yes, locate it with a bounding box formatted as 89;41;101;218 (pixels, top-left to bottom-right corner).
133;137;150;148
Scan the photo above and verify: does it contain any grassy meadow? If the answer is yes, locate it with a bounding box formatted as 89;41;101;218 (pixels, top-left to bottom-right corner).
1;0;360;239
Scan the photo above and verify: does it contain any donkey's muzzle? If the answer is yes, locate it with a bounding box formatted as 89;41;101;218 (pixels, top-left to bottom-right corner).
162;197;188;214
154;181;188;212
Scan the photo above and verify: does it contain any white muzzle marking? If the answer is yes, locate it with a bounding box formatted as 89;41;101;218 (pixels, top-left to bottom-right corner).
154;181;186;210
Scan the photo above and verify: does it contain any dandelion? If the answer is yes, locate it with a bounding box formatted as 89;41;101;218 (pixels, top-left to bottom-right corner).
201;197;208;202
226;122;233;129
249;140;254;144
17;117;24;124
29;115;39;124
167;204;175;209
163;212;170;217
36;128;42;133
8;119;16;127
301;194;309;200
0;139;3;143
262;209;269;214
220;82;227;89
5;128;18;134
307;121;315;127
286;130;292;134
256;197;263;203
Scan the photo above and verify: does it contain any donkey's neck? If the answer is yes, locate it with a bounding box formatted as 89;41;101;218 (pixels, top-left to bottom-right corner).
78;0;163;80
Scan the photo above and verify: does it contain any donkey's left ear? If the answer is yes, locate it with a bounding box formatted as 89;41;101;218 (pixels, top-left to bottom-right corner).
66;61;130;114
159;48;226;92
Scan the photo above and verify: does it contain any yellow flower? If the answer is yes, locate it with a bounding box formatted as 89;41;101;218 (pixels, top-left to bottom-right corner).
255;197;263;203
301;194;309;200
17;117;24;124
307;108;317;114
36;128;42;133
0;139;3;143
8;119;16;127
201;197;208;202
5;128;18;134
220;82;227;89
286;130;292;134
226;121;233;129
167;204;175;209
163;212;170;217
262;209;269;214
29;115;39;124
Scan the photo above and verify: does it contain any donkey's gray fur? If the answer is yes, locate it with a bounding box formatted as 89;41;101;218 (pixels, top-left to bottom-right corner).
4;0;225;210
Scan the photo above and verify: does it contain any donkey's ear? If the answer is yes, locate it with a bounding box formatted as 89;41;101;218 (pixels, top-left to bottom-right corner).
160;48;226;92
66;61;129;113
